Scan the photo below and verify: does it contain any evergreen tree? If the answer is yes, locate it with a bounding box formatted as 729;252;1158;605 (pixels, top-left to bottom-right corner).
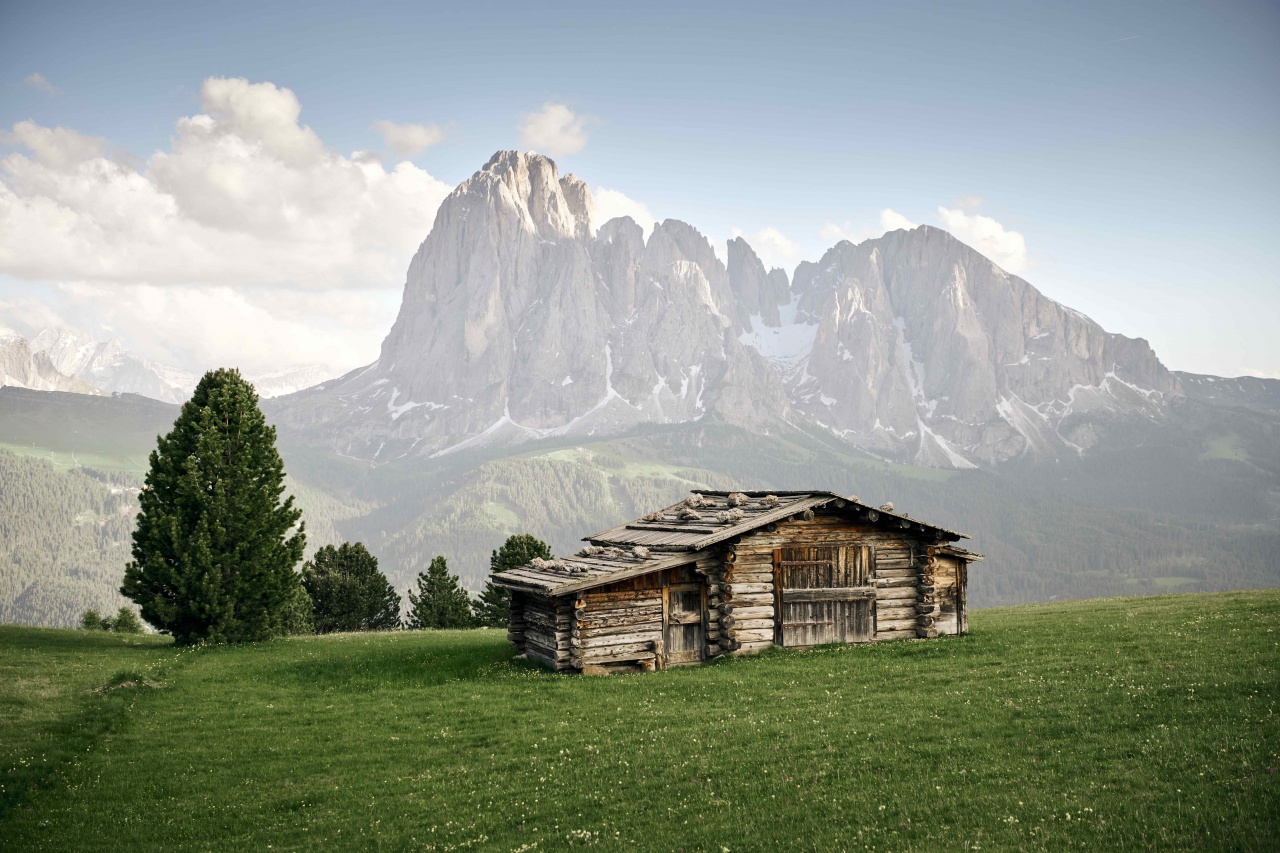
111;606;143;634
278;578;316;636
406;556;475;629
80;609;104;631
121;368;305;644
473;534;551;627
301;542;400;633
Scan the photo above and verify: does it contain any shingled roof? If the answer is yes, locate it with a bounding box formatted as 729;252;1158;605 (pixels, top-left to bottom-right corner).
492;490;969;596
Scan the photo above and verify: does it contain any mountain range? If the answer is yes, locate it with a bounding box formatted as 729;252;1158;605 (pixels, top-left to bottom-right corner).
2;150;1278;628
0;326;337;401
275;151;1184;469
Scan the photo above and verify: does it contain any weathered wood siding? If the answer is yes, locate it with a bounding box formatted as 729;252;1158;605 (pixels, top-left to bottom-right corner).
571;564;705;674
933;554;961;636
722;511;938;652
774;544;874;647
509;591;575;672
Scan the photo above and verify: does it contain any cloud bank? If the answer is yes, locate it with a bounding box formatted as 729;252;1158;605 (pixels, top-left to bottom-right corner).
0;77;452;374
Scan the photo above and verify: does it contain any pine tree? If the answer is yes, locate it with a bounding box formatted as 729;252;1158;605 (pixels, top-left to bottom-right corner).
406;556;475;629
472;534;552;627
278;578;316;636
302;542;400;633
121;368;305;644
111;606;143;634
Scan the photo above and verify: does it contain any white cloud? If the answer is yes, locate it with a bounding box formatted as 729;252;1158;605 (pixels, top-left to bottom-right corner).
50;282;396;377
373;120;444;160
935;206;1028;273
518;103;589;157
23;73;61;96
0;121;105;170
879;208;917;232
0;77;451;288
732;227;806;273
0;77;454;373
591;187;655;238
818;209;917;245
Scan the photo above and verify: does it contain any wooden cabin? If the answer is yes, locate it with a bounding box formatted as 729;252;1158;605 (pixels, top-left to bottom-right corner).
492;490;982;674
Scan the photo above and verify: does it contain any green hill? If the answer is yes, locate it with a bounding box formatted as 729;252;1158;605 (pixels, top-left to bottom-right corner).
2;590;1277;850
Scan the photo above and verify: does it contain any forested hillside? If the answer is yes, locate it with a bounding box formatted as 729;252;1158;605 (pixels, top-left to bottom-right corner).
2;388;1278;627
0;452;138;626
348;424;1279;608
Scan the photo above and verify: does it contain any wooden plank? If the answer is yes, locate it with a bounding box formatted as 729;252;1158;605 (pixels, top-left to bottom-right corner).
875;577;917;589
727;578;773;591
875;568;916;580
726;617;774;632
782;587;874;603
576;612;663;631
723;605;774;619
873;628;917;642
575;623;662;641
580;631;662;649
875;618;919;633
623;523;717;534
580;641;656;660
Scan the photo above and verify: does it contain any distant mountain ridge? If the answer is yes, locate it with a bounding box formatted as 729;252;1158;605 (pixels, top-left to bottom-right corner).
0;326;337;402
275;150;1183;468
1;328;103;395
32;327;197;403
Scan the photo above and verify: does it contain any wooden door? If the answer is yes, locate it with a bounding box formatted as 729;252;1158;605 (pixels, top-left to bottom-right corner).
663;583;705;666
774;545;874;647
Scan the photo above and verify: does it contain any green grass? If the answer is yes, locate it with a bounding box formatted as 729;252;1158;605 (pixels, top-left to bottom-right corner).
2;591;1277;851
0;441;150;474
1201;433;1250;463
0;628;175;813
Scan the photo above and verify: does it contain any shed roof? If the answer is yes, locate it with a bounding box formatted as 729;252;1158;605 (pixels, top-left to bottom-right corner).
588;490;967;551
493;490;973;596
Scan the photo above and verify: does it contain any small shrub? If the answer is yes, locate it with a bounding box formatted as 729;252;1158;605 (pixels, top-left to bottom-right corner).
80;610;104;631
111;607;144;634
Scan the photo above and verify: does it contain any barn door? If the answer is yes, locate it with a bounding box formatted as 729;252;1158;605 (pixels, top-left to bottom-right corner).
774;545;874;647
663;583;706;666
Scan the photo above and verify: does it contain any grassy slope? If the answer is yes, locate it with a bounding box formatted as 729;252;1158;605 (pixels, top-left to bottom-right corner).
2;591;1277;851
0;628;176;813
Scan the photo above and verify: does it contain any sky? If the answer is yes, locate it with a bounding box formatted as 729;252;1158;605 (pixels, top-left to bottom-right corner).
1;0;1277;378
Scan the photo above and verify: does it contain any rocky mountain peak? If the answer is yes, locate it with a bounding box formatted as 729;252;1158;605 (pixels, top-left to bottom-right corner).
727;237;790;329
276;151;1186;468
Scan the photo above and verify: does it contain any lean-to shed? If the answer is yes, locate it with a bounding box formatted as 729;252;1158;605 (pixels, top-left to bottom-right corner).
493;490;982;674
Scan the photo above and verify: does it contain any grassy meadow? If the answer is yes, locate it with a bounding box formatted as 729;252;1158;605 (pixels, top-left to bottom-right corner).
1;590;1277;851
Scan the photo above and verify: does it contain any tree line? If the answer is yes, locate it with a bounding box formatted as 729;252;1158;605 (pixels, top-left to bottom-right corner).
113;368;542;642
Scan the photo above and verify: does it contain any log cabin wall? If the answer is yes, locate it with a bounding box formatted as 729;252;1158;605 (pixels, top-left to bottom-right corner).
507;590;528;651
930;554;962;636
570;564;709;674
571;572;663;674
513;591;575;672
723;511;942;651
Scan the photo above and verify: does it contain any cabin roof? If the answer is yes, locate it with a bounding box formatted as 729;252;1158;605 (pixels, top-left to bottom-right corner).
493;489;973;596
588;490;967;551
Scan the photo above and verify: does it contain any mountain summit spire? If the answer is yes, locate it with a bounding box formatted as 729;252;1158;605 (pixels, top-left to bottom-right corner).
276;151;1181;468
